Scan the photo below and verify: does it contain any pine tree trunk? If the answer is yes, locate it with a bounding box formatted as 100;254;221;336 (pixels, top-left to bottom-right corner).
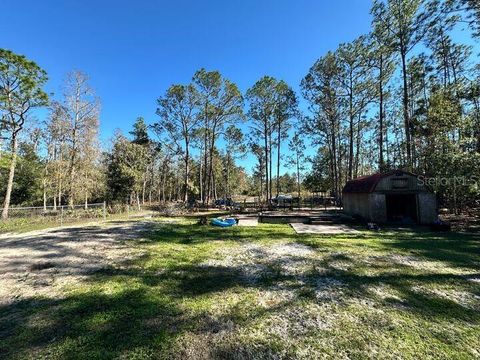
1;134;18;220
473;98;480;153
213;171;217;201
199;149;203;203
400;49;412;169
348;74;354;180
330;117;338;203
162;178;166;203
142;174;147;205
184;139;189;203
226;154;230;199
379;57;385;171
259;159;264;201
205;129;216;205
57;152;62;208
202;124;208;205
268;132;273;202
58;184;62;207
296;152;301;199
276;123;281;198
264;123;269;204
355;113;361;178
43;177;48;211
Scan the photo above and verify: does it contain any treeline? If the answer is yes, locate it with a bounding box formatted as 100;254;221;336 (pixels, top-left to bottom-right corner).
301;0;480;211
105;115;302;207
0;61;304;214
1;0;479;218
0;61;306;217
0;66;102;217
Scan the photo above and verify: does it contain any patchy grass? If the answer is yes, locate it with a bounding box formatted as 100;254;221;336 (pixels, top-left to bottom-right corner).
0;211;148;234
1;218;479;359
0;216;64;234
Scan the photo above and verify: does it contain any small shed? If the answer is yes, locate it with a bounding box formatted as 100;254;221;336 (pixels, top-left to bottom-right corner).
342;170;437;225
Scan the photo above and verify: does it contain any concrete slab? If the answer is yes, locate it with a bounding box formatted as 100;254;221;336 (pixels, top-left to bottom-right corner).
290;223;360;235
259;210;354;224
236;215;258;227
237;219;258;227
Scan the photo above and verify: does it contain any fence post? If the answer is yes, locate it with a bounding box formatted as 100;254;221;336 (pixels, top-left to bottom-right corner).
103;201;107;222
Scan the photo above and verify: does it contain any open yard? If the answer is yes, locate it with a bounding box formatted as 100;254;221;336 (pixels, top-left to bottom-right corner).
1;218;479;359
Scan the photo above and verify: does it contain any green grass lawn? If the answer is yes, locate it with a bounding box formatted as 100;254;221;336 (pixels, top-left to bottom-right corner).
1;218;479;359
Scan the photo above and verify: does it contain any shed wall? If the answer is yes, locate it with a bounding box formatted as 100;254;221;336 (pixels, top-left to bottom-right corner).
375;174;427;192
343;193;371;220
417;193;437;224
369;193;387;222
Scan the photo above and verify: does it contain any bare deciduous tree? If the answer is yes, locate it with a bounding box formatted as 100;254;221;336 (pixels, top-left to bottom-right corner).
62;71;100;208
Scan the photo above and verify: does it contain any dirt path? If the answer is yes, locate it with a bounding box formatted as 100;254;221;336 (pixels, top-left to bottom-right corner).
0;221;151;305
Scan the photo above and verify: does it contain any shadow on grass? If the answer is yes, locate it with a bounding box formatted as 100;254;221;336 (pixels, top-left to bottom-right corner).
0;263;296;359
140;220;296;245
329;269;480;321
0;288;179;359
1;220;479;358
298;229;480;270
108;221;480;322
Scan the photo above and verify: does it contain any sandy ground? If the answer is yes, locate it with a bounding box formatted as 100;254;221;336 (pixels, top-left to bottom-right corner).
290;223;360;234
0;221;151;306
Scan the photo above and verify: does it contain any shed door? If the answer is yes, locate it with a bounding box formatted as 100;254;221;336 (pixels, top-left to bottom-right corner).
385;194;418;223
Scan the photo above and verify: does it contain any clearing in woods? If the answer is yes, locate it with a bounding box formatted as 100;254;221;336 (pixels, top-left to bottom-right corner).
0;217;479;359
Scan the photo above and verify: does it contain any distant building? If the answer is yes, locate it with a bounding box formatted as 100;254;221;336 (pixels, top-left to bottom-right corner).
342;170;437;225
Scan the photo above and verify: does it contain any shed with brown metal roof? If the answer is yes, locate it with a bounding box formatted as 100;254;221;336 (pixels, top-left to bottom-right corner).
342;170;437;224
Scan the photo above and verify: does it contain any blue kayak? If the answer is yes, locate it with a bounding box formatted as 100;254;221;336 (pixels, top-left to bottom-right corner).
211;218;236;227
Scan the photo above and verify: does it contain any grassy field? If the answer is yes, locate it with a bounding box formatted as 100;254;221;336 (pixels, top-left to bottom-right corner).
1;218;479;359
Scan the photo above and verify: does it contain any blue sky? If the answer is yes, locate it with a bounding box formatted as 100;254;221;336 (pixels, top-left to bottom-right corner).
3;0;476;174
1;0;374;173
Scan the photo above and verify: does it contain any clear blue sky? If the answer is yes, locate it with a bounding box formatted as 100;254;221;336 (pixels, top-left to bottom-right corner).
1;0;375;172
